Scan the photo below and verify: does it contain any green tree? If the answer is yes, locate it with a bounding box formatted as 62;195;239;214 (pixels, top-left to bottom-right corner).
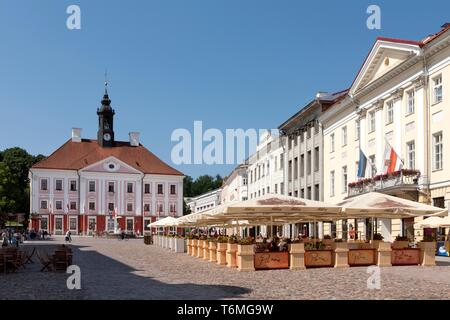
0;148;46;227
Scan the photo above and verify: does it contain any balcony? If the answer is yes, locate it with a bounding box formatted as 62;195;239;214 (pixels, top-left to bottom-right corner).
347;169;420;198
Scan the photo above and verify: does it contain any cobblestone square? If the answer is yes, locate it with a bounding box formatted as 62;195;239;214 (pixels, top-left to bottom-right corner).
1;237;450;300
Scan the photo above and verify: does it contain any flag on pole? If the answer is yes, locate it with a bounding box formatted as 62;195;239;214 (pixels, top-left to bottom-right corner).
357;149;368;178
383;141;403;174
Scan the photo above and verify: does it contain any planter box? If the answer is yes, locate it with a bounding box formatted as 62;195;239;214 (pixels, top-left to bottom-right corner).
348;249;376;266
216;242;227;265
187;239;192;255
304;250;333;268
370;240;382;249
174;238;186;253
226;243;238;268
376;242;392;267
203;241;210;260
237;244;255;272
169;237;174;251
419;241;436;266
254;251;289;270
323;239;333;249
391;248;420;265
289;243;305;270
197;240;205;258
209;242;217;262
392;241;410;249
191;239;198;257
332;242;349;268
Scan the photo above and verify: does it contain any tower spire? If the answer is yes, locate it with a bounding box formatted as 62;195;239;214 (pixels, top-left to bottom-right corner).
104;69;108;94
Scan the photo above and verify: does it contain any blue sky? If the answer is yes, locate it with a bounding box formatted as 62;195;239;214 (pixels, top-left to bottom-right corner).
0;0;448;178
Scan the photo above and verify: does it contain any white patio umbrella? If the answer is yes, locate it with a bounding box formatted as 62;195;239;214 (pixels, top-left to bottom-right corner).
414;216;446;229
336;192;447;218
147;216;178;228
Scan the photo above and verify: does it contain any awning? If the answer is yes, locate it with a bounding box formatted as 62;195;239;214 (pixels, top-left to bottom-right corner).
414;215;450;228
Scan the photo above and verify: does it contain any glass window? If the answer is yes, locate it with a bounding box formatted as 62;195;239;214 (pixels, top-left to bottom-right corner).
407;141;415;169
433;75;443;104
127;183;133;193
342;126;347;146
170;185;176;195
40;179;48;191
127;203;133;212
40;200;48;210
70;180;77;192
158;184;163;194
89;202;95;211
386;101;394;124
369;111;376;132
330;134;335;152
342;166;348;193
330;171;335;197
144;183;150;194
69;218;77;231
55;200;62;210
108;203;114;212
406;90;415;114
314;147;319;172
89;181;95;192
355;120;360;140
70;201;77;210
144;204;150;212
55;179;63;191
433;132;443;170
369;155;376;177
108;182;115;193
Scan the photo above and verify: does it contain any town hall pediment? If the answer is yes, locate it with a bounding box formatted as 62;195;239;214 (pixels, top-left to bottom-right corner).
80;156;142;174
350;39;421;94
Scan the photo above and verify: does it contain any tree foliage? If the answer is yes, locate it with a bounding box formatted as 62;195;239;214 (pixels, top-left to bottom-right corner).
182;174;223;215
0;147;45;227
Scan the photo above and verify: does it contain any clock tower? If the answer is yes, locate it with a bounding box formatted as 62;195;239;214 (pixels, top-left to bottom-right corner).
97;83;115;148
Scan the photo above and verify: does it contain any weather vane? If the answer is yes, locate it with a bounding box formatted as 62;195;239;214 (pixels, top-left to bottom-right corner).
104;69;108;94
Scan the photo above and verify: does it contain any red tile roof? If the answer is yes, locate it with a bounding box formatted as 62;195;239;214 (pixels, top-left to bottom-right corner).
32;139;184;176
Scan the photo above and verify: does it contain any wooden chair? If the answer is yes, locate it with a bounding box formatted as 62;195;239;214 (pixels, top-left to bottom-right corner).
53;251;69;271
24;247;36;264
37;250;53;272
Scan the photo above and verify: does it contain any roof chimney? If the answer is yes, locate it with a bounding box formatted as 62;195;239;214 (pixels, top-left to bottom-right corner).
72;128;82;142
129;132;140;147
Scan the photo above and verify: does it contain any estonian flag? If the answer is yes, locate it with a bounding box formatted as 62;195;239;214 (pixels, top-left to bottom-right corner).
357;149;368;178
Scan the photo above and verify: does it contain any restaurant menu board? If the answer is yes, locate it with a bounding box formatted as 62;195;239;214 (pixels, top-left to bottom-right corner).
437;241;450;257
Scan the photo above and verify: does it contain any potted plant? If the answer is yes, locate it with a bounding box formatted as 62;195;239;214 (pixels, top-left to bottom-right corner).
323;235;333;247
237;237;255;271
393;235;410;249
370;233;384;249
216;236;228;265
226;235;239;268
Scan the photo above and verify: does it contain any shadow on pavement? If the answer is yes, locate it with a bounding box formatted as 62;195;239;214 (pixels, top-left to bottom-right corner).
5;242;251;300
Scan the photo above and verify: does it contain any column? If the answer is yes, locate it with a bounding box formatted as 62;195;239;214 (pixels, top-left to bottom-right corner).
414;76;427;186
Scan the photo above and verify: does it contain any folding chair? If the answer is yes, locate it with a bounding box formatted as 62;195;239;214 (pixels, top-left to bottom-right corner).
37;250;53;272
24;247;36;264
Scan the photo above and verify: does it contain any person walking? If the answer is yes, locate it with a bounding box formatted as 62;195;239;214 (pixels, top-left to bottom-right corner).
65;230;72;243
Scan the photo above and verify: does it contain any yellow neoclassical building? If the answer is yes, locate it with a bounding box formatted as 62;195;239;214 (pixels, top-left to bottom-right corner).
320;23;450;241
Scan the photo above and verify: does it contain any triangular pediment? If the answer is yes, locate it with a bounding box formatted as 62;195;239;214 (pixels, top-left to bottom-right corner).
350;39;421;94
80;156;142;174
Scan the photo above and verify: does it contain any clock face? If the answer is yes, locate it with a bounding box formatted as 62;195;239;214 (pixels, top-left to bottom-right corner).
103;133;111;141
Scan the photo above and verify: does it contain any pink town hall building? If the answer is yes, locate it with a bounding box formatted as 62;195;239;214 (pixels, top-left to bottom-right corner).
28;88;184;235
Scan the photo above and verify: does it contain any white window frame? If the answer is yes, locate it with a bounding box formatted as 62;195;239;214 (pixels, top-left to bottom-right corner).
386;101;394;124
406;89;415;114
88;180;96;192
330;133;335;153
40;178;48;191
355;120;360;141
40;200;48;210
330;171;335;197
433;75;443;104
342;126;347;146
342;166;348;193
406;140;415;169
369;111;376;133
433;132;443;171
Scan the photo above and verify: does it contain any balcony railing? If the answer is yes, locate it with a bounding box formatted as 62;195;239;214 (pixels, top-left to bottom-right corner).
347;169;420;197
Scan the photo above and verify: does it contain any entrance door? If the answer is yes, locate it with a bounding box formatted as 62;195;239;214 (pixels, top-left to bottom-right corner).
126;218;133;233
69;217;77;233
55;216;63;235
107;217;115;232
88;217;96;235
40;216;49;232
